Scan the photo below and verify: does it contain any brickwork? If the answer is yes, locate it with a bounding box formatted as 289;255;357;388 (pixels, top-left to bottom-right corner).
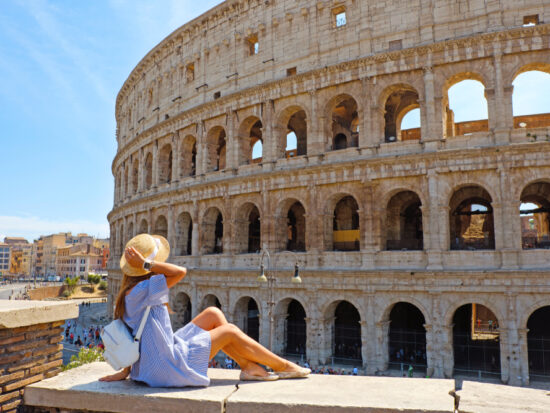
0;321;64;413
108;0;550;387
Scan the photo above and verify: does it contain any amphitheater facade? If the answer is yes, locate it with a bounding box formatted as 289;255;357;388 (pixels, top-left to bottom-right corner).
107;0;550;385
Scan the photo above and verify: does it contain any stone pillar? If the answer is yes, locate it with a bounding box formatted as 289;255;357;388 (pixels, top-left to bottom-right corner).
167;206;176;251
426;170;445;269
138;148;144;192
499;327;511;384
196;122;207;175
172;132;180;182
370;105;385;145
226;111;238;170
319;317;335;365
152;140;159;188
421;66;443;149
503;293;524;386
307;90;324;156
258;299;270;349
191;222;199;256
375;320;391;372
305;317;322;366
190;281;199;318
518;328;530;386
262;101;275;163
492;51;512;144
359;77;375;148
359;320;368;370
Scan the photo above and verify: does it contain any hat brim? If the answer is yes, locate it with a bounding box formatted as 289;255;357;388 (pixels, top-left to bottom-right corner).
120;235;170;277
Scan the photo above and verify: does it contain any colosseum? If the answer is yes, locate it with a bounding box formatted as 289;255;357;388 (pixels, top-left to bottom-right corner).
107;0;550;386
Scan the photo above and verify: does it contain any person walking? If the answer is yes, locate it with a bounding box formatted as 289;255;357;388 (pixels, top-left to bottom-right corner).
99;234;309;387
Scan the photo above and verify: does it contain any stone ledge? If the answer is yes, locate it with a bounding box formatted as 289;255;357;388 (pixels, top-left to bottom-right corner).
457;381;550;413
24;362;456;413
0;300;79;328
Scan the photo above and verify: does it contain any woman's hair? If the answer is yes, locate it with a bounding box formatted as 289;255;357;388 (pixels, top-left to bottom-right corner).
114;272;173;319
114;273;152;319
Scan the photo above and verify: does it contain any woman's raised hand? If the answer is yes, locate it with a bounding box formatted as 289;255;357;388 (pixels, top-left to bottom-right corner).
125;246;145;268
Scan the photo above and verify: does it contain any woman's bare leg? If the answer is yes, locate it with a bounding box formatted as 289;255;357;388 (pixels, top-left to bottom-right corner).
190;307;269;376
208;323;302;373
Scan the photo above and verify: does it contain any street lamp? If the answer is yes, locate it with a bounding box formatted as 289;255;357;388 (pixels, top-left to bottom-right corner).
257;248;302;351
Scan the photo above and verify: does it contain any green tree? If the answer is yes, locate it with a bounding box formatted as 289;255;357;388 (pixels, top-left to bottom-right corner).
62;347;104;371
87;273;101;290
64;276;79;295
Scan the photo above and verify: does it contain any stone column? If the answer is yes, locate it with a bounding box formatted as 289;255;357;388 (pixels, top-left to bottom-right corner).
503;293;524;386
421;66;443;149
426;170;445;269
305;316;322;366
167;206;176;252
375;320;391;372
319;317;335;365
172;132;181;182
370;105;385;145
308;90;325;156
196;122;207;175
518;328;530;385
359;320;368;370
492;51;512;144
499;327;511;384
258;298;270;349
360;77;375;148
152;140;159;188
226;111;238;170
498;168;521;267
138;148;144;192
262;100;276;163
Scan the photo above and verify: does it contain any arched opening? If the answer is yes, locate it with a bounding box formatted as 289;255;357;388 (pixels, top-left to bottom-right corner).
235;203;261;254
158;144;172;184
154;215;168;239
333;196;360;251
452;304;500;378
171;292;192;330
286;110;307;157
144;152;153;189
330;96;359;150
449;186;495;250
527;306;550;380
206;127;226;172
238;117;263;165
175;212;193;256
138;219;148;235
285;300;306;357
234;297;260;342
400;108;421;141
384;86;421;142
520;182;550;249
445;78;488;137
131;158;139;194
180;135;197;177
287;202;306;252
201;294;222;312
388;302;427;371
512;69;550;129
333;301;362;364
202;208;223;254
333;133;348;150
386;191;423;250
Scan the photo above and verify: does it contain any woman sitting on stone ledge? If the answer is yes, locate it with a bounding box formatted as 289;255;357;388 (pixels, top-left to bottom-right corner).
99;234;310;386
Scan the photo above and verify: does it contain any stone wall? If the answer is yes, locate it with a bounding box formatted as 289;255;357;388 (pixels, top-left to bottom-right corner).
0;301;78;413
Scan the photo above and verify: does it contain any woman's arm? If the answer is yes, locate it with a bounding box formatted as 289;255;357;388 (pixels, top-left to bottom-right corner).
124;247;186;288
99;366;130;382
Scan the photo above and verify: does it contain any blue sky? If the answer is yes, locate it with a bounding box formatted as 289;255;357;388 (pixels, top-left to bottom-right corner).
1;1;549;242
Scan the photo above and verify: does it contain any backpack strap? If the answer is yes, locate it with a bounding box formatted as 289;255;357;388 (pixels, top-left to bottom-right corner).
134;306;151;342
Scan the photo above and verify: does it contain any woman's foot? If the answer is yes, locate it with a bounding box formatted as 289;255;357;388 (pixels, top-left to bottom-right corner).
275;361;311;379
241;362;270;378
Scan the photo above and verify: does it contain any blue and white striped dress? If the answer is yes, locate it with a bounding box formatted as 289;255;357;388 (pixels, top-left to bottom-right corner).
124;274;211;387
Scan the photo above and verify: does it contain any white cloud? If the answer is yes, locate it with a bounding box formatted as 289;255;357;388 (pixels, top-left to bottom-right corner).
0;215;109;242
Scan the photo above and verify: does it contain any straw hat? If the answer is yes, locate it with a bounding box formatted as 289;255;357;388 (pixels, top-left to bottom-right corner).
120;234;170;277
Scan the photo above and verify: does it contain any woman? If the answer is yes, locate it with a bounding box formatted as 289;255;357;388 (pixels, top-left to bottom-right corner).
99;234;309;386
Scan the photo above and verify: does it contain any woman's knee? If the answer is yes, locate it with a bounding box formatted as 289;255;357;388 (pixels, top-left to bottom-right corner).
203;306;227;324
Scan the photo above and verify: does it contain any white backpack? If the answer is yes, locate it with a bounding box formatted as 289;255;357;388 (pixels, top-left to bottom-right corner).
101;306;151;371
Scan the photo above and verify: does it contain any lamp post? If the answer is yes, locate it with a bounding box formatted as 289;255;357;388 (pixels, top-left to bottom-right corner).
257;248;302;352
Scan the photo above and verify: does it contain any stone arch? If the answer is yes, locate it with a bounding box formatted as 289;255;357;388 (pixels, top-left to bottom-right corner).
526;305;550;379
451;303;501;377
511;64;550;129
175;212;193;256
326;193;360;251
277;105;308;158
449;185;495;250
520;181;550;249
386;302;427;370
380;83;421;142
206;126;226;172
507;61;550;86
201;207;223;254
238;116;263;165
323;299;362;363
199;294;222;312
171;291;192;330
273;197;308;252
385;190;423;250
234;202;261;253
273;297;307;357
325;94;360;150
180;135;197;177
153;215;168;239
144;152;153;189
138;218;148;234
233;296;260;341
158;143;173;184
442;72;489;138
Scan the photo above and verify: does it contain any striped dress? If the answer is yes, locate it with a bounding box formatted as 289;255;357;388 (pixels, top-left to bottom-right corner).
124;274;211;387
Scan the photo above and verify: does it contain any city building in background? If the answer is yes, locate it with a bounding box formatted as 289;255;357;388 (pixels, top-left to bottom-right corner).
0;242;11;277
56;243;104;278
5;237;32;277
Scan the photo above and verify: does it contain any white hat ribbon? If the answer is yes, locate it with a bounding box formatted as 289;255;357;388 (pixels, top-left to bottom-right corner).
146;235;161;261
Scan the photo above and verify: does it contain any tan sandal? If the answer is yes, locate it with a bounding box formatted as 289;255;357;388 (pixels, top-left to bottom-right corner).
276;367;311;379
239;371;279;381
